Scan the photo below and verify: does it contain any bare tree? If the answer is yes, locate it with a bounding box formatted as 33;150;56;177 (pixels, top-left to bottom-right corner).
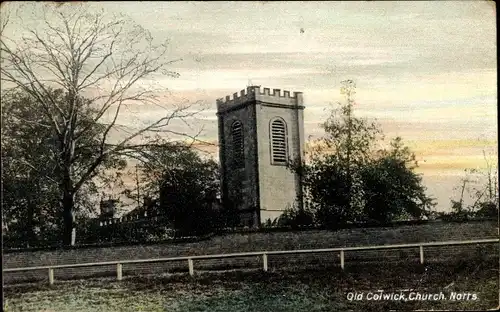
1;4;202;246
482;149;498;205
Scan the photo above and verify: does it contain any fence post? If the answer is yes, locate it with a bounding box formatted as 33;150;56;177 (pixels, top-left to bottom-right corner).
71;228;76;246
117;263;123;281
419;245;424;264
262;253;268;272
188;258;194;276
340;249;345;270
48;268;54;285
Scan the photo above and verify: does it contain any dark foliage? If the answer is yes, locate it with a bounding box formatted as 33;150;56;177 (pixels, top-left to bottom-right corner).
123;140;223;237
360;138;435;224
2;89;126;248
287;81;436;228
277;203;315;229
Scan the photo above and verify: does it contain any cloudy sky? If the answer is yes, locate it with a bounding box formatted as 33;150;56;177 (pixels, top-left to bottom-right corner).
3;1;497;212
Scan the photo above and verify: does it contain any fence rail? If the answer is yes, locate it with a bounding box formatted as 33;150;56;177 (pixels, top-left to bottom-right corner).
4;238;498;285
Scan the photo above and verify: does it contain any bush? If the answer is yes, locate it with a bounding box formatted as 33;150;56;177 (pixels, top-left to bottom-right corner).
277;204;315;229
474;201;498;219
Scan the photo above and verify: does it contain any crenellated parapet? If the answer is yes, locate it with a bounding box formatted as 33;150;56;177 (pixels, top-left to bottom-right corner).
216;86;304;112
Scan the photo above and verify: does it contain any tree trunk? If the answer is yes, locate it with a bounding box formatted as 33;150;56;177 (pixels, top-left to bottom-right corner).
62;189;74;246
61;162;75;246
459;179;467;211
60;127;75;247
346;98;352;217
26;199;36;248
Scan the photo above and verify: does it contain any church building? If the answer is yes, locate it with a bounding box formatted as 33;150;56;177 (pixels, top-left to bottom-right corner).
216;86;305;227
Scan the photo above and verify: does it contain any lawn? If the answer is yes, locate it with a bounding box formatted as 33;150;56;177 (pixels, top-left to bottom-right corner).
4;256;499;312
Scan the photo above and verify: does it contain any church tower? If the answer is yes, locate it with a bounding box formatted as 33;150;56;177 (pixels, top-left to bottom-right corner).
216;86;305;227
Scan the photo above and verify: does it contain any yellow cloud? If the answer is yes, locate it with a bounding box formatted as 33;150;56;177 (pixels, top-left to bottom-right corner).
408;140;497;171
416;157;488;172
303;137;497;173
406;139;497;151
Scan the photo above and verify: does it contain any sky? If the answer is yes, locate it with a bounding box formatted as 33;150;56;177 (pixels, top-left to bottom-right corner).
2;1;497;212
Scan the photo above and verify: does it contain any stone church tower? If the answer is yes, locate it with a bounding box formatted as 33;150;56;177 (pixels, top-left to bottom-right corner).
216;86;305;227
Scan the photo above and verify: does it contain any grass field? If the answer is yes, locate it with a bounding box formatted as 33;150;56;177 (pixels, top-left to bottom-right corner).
5;220;497;266
4;256;499;312
4;220;497;285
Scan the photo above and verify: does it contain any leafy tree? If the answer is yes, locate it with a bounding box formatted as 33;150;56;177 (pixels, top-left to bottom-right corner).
320;80;383;212
2;91;59;247
290;80;435;228
1;89;127;247
298;155;353;227
124;139;221;236
291;80;382;227
1;4;200;245
361;137;436;223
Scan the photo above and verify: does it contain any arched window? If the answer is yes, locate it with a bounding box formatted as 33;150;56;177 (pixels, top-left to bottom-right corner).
231;120;244;168
270;118;288;165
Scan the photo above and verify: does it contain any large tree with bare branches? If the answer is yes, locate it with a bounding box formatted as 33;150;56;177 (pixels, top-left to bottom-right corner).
1;4;200;246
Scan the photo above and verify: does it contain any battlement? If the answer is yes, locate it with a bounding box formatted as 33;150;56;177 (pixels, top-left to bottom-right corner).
216;86;303;112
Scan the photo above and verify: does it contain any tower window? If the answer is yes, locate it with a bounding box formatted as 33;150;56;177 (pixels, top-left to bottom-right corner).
270;118;288;165
231;120;244;168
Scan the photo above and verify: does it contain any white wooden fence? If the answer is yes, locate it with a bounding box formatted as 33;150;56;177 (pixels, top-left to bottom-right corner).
3;238;498;285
